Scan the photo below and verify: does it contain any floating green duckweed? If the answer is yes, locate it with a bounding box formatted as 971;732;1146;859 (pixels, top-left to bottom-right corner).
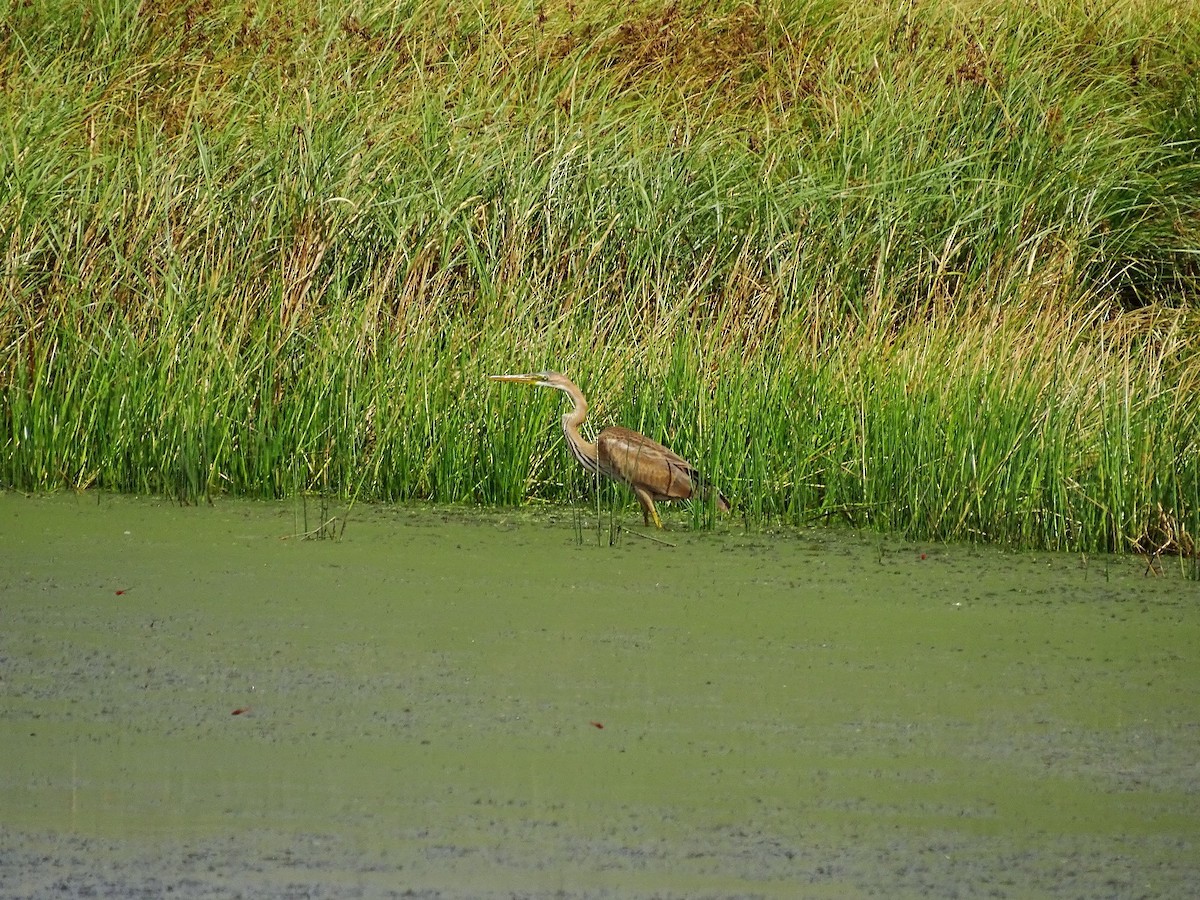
2;494;1197;896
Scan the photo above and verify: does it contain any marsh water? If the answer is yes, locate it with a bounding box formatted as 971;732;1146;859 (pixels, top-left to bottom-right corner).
1;493;1197;898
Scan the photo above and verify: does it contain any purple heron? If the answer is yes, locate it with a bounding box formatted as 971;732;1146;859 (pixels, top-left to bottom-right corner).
490;371;729;528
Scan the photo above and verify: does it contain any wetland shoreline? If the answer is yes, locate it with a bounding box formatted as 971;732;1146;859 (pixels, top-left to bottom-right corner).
4;0;1199;552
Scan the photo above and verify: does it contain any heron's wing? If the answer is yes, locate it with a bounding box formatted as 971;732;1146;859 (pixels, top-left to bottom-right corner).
596;426;698;501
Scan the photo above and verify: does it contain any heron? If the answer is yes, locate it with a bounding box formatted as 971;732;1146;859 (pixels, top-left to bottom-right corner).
490;370;729;528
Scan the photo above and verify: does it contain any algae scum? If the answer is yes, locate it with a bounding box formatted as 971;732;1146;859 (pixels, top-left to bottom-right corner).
1;493;1197;898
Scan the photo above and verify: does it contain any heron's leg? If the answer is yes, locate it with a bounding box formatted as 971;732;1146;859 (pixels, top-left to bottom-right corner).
633;487;663;528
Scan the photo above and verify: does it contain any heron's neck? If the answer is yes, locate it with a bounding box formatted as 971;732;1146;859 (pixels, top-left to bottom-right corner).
559;392;598;468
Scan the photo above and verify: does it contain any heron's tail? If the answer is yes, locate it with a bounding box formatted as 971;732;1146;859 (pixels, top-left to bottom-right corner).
694;476;730;514
688;465;730;515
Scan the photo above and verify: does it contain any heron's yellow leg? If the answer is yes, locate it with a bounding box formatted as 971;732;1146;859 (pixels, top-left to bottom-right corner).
632;486;664;528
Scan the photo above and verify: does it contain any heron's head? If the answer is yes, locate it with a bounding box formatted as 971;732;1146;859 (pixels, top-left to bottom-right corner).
489;371;569;391
490;371;588;419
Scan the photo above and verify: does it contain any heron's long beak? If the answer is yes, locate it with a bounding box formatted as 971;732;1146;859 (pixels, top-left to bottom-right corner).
489;373;542;385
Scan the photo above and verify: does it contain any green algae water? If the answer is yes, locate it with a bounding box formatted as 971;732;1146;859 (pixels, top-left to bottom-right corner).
1;493;1197;898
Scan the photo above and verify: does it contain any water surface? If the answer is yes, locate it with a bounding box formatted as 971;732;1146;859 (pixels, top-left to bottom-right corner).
1;493;1197;898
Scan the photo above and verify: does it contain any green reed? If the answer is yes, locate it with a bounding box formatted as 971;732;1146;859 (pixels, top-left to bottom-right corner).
2;0;1198;554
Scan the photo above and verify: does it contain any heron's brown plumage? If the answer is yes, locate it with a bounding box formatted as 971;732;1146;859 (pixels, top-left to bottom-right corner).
598;426;698;500
490;370;729;528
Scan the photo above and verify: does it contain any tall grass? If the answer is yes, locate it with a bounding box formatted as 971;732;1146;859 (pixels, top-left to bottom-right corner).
2;0;1198;554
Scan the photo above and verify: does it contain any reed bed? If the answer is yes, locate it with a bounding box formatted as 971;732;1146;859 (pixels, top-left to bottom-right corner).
2;0;1199;554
